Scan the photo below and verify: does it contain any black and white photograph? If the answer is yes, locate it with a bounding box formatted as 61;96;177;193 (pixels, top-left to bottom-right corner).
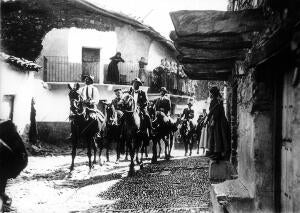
0;0;299;212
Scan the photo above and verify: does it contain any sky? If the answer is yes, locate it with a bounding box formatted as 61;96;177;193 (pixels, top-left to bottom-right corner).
86;0;228;39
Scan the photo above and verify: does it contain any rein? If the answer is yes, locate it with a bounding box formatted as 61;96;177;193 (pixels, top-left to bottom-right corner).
0;138;13;153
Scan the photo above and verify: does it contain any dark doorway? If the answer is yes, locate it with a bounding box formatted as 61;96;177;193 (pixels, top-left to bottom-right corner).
82;48;100;83
2;95;15;121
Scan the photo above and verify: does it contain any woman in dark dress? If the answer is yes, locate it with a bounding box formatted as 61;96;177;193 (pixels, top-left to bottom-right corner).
107;52;125;84
206;86;231;162
138;57;148;83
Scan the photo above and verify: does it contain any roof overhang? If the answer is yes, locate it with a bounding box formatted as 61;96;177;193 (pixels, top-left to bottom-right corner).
170;9;267;80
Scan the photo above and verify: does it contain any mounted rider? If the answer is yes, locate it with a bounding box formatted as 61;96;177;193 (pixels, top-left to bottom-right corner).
110;88;124;125
79;75;104;122
111;88;123;111
155;87;171;116
124;77;153;136
181;102;195;129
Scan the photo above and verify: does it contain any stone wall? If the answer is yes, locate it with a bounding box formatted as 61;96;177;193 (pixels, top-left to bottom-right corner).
236;66;275;212
37;122;70;144
293;77;300;212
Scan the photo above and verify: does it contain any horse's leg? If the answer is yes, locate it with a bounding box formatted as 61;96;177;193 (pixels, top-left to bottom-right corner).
158;139;162;158
125;145;129;161
70;127;78;171
135;137;140;165
99;142;103;166
116;138;120;163
93;138;97;164
106;139;110;162
152;138;158;163
196;135;200;154
164;137;169;160
128;140;135;176
184;137;188;156
189;135;193;156
169;133;174;157
87;137;92;170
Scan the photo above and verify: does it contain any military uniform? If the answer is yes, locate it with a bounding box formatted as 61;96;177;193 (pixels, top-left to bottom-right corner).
111;97;122;111
181;107;195;129
155;95;171;115
181;108;194;120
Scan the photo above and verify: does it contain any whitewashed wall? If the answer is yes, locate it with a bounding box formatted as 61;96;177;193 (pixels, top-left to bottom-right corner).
0;61;35;134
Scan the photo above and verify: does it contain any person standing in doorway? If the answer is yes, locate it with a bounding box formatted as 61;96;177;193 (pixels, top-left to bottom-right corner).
107;52;125;84
206;86;231;162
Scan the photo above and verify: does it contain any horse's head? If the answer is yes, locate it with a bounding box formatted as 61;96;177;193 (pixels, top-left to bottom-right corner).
105;103;116;123
120;93;135;112
68;83;81;101
68;83;83;114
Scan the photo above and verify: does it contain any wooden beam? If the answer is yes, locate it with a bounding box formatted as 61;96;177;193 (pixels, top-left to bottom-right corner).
170;31;252;49
184;70;230;81
170;9;266;37
183;61;235;71
178;55;236;64
175;44;247;60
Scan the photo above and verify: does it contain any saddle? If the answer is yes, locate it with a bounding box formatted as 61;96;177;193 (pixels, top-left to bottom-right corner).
85;107;105;122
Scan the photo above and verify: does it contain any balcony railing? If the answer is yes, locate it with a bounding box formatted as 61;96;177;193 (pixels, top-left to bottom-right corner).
42;56;195;96
43;56;99;83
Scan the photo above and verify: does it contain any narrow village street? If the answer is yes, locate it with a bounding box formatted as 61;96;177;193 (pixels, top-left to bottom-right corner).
6;148;210;213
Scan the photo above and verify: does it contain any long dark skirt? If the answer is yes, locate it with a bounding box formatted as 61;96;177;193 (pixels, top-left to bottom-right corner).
207;115;231;159
107;61;119;83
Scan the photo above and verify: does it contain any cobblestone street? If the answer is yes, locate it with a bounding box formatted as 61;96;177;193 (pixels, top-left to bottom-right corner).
6;150;210;213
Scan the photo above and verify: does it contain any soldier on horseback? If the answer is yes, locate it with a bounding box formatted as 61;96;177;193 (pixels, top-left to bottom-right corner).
128;77;152;136
119;77;152;137
111;88;123;111
181;102;195;128
155;87;171;116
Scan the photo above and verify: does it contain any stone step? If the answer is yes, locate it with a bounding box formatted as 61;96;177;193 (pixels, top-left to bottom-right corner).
210;179;254;213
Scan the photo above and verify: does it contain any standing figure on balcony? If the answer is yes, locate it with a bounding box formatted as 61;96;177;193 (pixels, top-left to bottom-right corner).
107;52;125;84
153;59;166;92
138;57;148;84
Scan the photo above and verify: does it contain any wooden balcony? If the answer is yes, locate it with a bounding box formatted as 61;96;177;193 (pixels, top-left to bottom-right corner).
42;56;195;96
43;56;100;83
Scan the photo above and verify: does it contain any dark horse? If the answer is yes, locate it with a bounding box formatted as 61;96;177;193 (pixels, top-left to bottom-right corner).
0;120;28;211
119;93;144;176
180;119;197;156
68;83;103;171
96;102;123;165
152;111;178;163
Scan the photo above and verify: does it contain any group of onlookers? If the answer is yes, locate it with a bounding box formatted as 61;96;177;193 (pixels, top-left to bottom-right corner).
105;52;189;92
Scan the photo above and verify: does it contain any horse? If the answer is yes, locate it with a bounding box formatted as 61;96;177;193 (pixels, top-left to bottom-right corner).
151;111;178;163
0;120;28;211
180;119;197;156
96;102;123;165
119;93;144;176
68;83;103;171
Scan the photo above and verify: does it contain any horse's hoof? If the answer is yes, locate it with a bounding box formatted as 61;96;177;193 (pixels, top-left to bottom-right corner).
69;166;74;171
93;160;97;164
